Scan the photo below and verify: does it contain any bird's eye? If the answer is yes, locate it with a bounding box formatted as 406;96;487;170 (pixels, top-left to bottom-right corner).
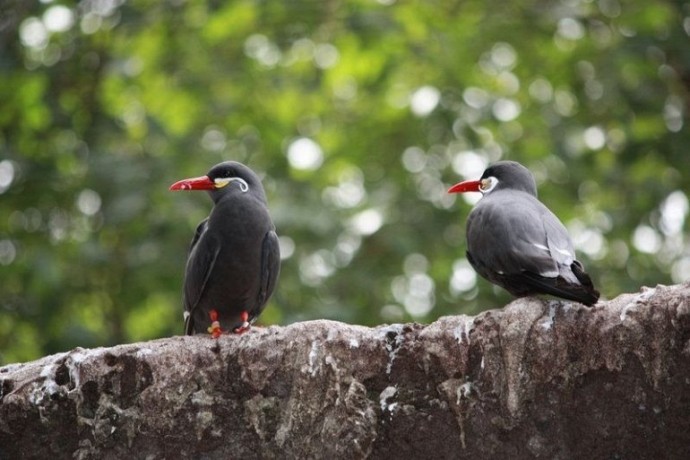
214;177;249;192
480;177;498;193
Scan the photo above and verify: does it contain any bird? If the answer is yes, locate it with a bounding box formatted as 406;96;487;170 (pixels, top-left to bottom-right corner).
447;160;599;306
169;161;280;337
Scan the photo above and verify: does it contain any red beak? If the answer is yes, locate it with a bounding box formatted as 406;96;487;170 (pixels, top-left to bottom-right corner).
447;179;482;194
169;175;215;191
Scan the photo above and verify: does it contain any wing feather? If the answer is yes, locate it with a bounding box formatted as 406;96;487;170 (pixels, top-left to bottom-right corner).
183;219;221;335
251;230;280;322
466;190;599;305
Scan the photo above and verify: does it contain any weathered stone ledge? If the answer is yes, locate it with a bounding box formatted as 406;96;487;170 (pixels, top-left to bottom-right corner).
2;283;689;459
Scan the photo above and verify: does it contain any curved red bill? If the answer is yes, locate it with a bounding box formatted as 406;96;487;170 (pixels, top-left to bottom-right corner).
169;176;215;191
447;179;482;194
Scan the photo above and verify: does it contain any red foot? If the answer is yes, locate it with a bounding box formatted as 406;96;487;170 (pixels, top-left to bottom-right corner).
233;311;251;334
207;309;223;339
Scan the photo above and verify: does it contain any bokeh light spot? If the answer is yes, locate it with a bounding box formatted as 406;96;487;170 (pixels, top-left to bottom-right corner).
0;240;17;266
492;98;521;121
557;18;585;40
76;189;102;216
659;191;689;236
350;209;384;236
278;236;295;260
632;225;661;254
410;86;440;117
0;160;16;194
287;137;324;171
583;126;606;150
43;5;75;33
20;17;48;49
450;259;477;295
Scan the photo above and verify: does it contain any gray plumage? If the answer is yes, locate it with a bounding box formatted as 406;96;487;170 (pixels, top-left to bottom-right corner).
173;161;280;334
457;161;599;305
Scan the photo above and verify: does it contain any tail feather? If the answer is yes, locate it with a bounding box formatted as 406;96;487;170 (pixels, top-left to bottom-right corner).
571;260;597;291
469;250;600;306
518;266;599;306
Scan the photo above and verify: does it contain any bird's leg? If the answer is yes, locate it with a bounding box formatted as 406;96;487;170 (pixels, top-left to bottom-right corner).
207;309;223;339
233;311;251;334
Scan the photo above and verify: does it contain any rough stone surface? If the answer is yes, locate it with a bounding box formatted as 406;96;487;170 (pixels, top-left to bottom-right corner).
2;283;690;459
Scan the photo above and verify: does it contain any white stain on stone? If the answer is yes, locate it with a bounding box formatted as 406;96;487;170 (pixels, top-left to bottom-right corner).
621;286;657;321
453;317;475;345
136;348;153;358
379;386;398;413
308;340;320;376
379;324;405;375
541;302;558;331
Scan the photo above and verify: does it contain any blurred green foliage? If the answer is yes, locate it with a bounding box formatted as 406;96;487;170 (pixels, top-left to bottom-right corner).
1;0;689;364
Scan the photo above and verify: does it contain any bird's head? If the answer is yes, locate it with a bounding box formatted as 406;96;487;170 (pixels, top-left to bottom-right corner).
169;161;266;203
447;160;537;198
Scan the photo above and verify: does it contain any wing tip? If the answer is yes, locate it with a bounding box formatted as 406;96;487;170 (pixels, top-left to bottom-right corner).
500;270;601;306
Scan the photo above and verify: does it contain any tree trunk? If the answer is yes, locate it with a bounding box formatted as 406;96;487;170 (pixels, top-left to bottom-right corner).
2;283;690;459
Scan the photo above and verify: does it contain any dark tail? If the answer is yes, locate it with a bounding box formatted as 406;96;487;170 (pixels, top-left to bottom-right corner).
519;261;600;306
